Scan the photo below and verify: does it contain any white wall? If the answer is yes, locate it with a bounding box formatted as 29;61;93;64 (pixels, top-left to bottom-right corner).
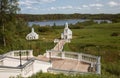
33;60;52;73
3;58;26;67
0;68;21;78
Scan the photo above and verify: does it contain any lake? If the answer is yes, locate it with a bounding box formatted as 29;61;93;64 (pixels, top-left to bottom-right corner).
28;19;112;26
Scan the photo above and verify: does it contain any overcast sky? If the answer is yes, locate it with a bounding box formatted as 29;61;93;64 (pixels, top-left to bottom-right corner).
19;0;120;14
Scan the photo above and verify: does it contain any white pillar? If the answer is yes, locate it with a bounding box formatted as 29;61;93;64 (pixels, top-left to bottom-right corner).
46;51;50;58
12;51;14;57
96;56;101;74
29;50;33;57
78;54;82;61
61;52;65;59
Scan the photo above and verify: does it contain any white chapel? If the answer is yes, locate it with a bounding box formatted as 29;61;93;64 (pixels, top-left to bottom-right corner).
61;22;72;42
26;28;39;40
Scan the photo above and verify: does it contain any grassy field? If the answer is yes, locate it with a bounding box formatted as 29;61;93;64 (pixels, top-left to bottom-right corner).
35;23;120;77
64;23;120;62
62;23;120;77
29;23;120;77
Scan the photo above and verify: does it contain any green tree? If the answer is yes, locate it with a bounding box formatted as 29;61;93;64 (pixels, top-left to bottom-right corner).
0;0;20;46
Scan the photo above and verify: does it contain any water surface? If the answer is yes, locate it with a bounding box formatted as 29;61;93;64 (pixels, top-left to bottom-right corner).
28;19;112;26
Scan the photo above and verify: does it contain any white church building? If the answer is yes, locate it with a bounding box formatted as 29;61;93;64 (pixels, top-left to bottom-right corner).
26;28;39;40
61;23;72;42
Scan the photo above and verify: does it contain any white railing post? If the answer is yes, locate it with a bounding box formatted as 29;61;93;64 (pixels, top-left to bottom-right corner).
96;56;101;74
46;50;50;58
12;51;14;57
29;50;33;57
78;54;82;61
62;52;65;59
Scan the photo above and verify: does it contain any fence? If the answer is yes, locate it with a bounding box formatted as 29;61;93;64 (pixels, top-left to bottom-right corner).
3;50;33;58
46;50;101;74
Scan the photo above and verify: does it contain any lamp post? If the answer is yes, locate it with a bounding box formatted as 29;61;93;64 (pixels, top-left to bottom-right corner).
18;40;22;67
19;50;22;66
26;50;28;60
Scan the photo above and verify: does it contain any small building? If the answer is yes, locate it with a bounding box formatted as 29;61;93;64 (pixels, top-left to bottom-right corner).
61;23;72;42
26;28;39;40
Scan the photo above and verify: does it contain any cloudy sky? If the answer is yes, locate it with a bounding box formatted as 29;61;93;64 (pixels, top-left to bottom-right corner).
19;0;120;14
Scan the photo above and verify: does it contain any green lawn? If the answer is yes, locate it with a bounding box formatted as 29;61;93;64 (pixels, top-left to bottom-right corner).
34;23;120;77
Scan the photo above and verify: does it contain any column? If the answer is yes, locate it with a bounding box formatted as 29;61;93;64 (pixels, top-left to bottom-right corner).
29;50;33;57
46;51;50;58
78;54;82;61
96;56;101;74
12;51;14;57
61;52;65;59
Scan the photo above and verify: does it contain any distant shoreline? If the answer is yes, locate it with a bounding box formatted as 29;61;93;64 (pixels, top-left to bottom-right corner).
17;13;120;22
28;19;112;26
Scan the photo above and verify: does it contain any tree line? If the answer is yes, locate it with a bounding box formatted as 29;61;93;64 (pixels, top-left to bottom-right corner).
18;13;120;23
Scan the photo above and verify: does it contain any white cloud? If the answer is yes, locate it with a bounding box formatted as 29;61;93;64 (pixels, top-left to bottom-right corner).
19;0;56;5
19;0;56;11
108;1;119;7
96;7;100;10
96;0;100;1
49;5;73;10
48;6;82;11
50;7;56;10
89;3;103;7
82;5;88;8
19;1;31;6
76;7;81;10
58;5;73;9
39;0;56;3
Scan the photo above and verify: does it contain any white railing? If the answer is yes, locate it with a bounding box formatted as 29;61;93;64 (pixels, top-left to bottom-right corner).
46;50;98;64
46;50;101;74
3;50;34;58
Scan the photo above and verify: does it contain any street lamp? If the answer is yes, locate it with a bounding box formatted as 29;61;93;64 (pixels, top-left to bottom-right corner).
18;40;22;67
26;50;28;60
19;50;22;66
